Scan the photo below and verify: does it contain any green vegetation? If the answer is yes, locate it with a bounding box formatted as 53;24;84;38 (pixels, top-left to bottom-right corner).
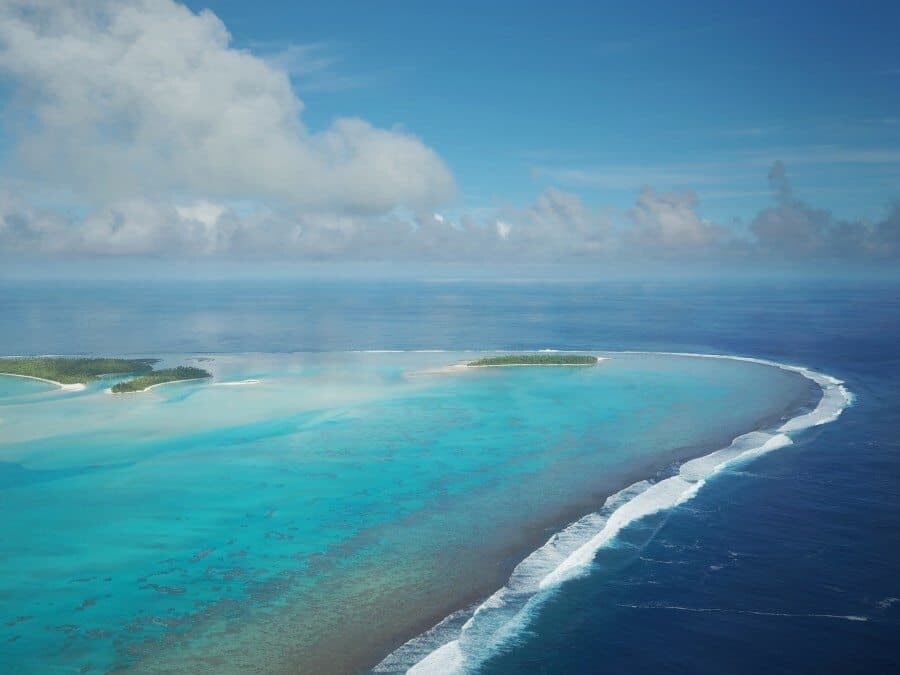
111;366;211;393
467;354;599;367
0;357;157;384
0;357;211;394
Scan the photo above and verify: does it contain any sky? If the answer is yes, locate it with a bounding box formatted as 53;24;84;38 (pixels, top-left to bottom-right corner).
0;0;899;278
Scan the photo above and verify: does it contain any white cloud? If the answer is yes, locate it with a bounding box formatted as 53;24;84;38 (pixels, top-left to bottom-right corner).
0;0;454;214
176;201;226;228
626;187;724;248
498;188;613;257
748;160;900;258
2;151;897;264
0;187;613;260
0;191;71;254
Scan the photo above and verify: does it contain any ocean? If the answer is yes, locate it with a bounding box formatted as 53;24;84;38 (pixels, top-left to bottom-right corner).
0;278;898;673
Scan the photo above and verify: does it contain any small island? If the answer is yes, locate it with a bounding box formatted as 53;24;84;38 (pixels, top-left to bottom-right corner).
0;357;212;394
467;354;600;367
111;366;212;393
0;357;157;386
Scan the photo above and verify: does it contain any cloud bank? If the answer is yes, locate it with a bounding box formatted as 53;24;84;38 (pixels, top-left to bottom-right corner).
2;163;898;262
0;2;897;267
0;0;454;214
750;161;899;259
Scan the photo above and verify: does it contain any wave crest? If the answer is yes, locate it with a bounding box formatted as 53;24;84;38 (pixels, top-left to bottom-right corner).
373;352;853;674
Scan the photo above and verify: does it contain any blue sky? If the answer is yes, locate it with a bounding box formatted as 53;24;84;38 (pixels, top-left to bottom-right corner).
0;0;898;274
190;0;900;222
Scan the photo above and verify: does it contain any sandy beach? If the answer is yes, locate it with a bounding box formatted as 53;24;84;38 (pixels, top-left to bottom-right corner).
412;356;608;376
0;372;86;392
104;377;212;394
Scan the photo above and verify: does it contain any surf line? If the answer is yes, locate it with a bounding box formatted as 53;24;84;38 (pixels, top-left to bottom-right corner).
375;351;854;675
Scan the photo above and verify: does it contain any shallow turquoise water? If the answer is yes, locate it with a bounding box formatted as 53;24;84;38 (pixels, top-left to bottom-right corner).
0;375;57;401
0;351;815;672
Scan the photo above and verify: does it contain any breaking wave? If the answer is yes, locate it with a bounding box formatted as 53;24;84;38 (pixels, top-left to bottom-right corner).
373;352;853;674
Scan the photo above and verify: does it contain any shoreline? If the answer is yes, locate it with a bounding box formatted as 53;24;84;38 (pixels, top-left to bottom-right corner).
412;355;608;376
105;377;210;394
373;353;853;673
119;351;848;675
0;372;86;392
1;350;853;674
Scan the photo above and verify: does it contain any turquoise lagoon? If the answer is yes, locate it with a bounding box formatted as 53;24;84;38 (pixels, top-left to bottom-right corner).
0;352;823;673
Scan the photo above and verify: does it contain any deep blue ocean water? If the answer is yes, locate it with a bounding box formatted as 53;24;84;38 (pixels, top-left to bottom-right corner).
1;278;898;673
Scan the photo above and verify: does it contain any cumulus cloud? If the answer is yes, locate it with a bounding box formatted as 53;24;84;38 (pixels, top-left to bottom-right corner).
0;188;610;261
750;161;899;259
0;4;898;270
0;191;70;254
625;187;724;249
1;81;897;272
3;163;899;263
0;0;454;213
494;188;614;257
0;195;234;256
750;161;832;254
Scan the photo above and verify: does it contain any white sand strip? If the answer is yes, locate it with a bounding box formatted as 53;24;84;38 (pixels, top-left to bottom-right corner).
211;379;262;387
411;356;608;376
0;372;86;391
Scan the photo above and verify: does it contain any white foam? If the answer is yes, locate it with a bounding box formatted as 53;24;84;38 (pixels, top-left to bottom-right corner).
408;641;465;675
375;352;854;675
0;372;86;392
